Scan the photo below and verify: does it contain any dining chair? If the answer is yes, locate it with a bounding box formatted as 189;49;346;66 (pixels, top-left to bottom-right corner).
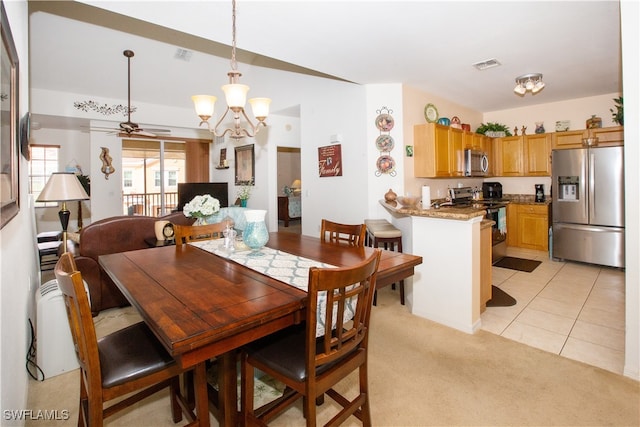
174;221;229;246
240;248;382;426
320;219;366;247
53;252;198;427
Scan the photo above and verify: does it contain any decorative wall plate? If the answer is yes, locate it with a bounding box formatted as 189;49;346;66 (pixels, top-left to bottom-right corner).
376;154;395;174
375;134;395;152
424;103;439;123
375;113;394;132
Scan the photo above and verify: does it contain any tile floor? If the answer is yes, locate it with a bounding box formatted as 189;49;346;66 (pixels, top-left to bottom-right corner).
481;246;626;375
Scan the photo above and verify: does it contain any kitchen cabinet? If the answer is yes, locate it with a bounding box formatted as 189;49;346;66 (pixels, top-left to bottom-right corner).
480;220;492;311
413;123;464;178
450;127;465;176
524;133;552;176
507;203;550;251
493;134;550;176
494;136;523;176
551;126;624;149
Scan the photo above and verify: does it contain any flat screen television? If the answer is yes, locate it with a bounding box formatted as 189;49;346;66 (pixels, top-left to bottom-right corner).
177;182;229;211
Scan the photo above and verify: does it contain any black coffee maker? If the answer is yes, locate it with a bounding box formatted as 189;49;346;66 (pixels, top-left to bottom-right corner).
535;184;545;202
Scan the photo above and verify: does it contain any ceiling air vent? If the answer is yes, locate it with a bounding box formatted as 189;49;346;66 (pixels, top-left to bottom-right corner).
174;48;193;62
472;58;501;71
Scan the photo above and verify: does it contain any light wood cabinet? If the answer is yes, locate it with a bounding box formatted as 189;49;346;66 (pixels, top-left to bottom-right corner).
551;126;623;149
494;134;551;176
524;133;552;176
480;221;492;311
507;203;550;251
494;136;523;176
414;123;450;177
450;127;465;176
414;123;466;178
551;130;586;149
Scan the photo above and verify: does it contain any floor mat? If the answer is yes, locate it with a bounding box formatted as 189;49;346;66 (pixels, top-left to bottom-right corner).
486;285;517;307
493;256;541;273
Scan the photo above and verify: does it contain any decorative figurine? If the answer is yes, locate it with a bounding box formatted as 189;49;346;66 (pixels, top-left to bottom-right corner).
100;147;115;179
521;126;527;135
535;122;545;134
513;127;519;136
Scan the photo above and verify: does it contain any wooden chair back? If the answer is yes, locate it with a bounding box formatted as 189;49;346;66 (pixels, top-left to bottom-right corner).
54;252;198;426
309;248;381;368
55;252;101;396
174;221;229;246
241;249;382;426
320;219;366;247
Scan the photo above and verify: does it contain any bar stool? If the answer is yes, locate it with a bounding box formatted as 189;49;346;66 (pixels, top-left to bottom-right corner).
364;219;404;305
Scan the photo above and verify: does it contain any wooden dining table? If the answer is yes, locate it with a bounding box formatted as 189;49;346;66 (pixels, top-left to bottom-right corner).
99;232;422;426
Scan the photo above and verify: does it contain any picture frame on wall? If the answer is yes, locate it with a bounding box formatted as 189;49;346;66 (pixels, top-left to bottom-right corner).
0;1;20;229
235;144;255;185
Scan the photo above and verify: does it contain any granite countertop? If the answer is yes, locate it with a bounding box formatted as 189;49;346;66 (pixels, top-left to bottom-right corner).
503;194;551;206
380;200;486;221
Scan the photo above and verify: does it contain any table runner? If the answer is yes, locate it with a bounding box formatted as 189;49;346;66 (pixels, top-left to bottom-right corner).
189;240;355;336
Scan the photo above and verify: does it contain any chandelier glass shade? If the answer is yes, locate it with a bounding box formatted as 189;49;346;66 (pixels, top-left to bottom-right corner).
192;0;271;139
514;73;545;95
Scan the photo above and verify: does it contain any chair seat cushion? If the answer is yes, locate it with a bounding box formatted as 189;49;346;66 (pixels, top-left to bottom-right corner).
98;322;176;388
246;324;355;383
364;220;402;238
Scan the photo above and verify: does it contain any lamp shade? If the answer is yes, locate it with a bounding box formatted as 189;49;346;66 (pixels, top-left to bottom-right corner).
249;98;271;120
222;83;249;108
37;172;90;202
291;179;302;189
192;95;217;119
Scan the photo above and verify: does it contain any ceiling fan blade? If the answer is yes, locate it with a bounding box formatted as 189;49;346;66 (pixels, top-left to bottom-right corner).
134;130;158;138
142;128;171;133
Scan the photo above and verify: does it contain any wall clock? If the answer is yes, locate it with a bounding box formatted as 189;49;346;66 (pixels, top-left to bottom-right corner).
424;103;439;123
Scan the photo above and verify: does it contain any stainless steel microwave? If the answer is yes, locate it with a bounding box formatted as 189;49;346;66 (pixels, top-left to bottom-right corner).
464;149;489;177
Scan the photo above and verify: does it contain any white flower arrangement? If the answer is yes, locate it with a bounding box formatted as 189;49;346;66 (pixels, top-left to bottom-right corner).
237;183;252;200
183;194;220;219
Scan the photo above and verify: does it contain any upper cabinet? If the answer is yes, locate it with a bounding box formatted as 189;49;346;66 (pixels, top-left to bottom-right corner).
523;133;552;176
414;123;465;178
493;134;551;177
551;125;624;149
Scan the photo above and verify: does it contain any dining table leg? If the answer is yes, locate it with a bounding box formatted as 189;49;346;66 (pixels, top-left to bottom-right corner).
194;362;211;427
218;351;238;427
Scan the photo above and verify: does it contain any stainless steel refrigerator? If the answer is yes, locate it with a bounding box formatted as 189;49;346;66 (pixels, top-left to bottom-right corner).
552;146;625;268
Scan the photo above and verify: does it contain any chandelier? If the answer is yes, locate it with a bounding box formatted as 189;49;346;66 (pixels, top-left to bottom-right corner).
513;73;545;96
192;0;271;139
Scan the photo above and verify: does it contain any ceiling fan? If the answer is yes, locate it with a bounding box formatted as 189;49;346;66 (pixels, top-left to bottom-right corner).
92;50;171;137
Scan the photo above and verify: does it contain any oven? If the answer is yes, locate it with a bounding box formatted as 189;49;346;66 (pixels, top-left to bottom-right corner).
484;204;507;263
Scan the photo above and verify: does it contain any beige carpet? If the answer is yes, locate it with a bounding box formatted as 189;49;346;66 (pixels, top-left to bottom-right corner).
25;286;639;426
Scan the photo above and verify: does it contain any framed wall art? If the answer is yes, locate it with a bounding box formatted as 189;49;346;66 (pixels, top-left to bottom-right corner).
235;144;255;185
0;1;20;229
318;144;342;177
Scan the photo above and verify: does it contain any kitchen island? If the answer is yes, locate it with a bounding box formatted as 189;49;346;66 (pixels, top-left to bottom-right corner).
380;200;488;333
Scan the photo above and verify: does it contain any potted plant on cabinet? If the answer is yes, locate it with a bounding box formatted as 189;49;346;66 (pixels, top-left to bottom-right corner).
476;122;513;137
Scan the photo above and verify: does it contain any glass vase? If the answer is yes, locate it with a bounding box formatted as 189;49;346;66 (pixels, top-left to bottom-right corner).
242;209;268;256
193;217;206;226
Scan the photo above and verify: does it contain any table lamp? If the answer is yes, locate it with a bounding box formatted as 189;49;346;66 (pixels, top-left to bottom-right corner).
37;172;90;253
291;179;302;196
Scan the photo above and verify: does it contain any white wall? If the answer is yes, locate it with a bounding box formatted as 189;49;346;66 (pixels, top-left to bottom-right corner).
0;1;36;422
484;93;622;133
619;0;639;380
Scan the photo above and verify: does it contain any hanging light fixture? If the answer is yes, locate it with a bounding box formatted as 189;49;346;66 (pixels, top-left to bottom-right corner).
513;73;545;96
192;0;271;139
